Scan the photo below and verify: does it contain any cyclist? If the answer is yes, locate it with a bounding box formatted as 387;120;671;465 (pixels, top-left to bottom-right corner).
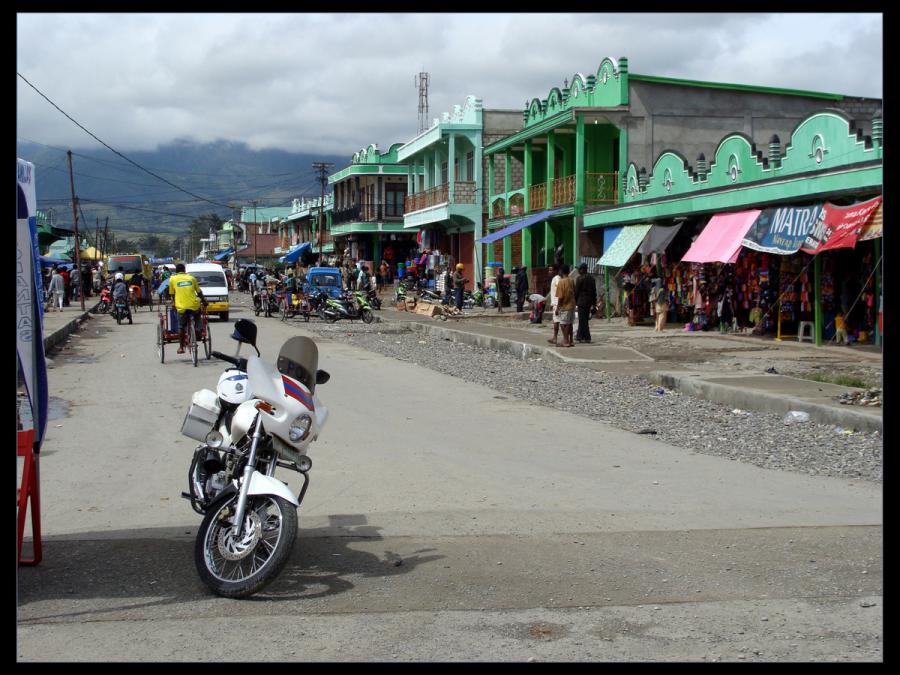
167;263;206;354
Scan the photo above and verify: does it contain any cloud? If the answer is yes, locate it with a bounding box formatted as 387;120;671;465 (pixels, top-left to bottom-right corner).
17;12;882;156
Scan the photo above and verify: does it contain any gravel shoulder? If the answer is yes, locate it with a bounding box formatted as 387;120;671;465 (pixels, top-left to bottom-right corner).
304;321;883;483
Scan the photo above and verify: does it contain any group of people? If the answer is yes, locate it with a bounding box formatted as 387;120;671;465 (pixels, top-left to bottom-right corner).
546;263;600;347
43;261;104;311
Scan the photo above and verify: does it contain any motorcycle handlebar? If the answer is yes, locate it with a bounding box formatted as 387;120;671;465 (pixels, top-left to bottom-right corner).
211;351;247;371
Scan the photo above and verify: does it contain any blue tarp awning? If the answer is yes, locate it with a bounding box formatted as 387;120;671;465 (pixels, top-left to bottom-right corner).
214;248;234;261
279;241;311;264
476;208;562;244
602;226;624;254
39;255;71;268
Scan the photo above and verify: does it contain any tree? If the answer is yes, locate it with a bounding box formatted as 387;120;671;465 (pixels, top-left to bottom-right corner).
140;234;163;256
188;212;226;259
116;238;136;253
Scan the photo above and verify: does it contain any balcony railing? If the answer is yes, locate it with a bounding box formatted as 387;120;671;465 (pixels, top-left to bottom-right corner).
404;181;476;214
333;203;406;224
585;172;618;205
551;175;576;207
524;173;619;212
529;184;546;212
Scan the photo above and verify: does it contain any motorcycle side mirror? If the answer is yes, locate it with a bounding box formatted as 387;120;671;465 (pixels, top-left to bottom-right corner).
231;318;257;345
315;370;330;385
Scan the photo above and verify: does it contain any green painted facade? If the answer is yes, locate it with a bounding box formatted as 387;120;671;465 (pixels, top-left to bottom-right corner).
484;57;630;268
588;110;882;227
397;95;485;283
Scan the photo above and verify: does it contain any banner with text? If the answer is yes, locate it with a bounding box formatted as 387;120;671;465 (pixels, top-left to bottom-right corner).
802;196;882;254
741;203;824;255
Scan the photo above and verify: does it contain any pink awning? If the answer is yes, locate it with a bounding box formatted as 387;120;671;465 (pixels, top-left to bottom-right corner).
680;210;761;264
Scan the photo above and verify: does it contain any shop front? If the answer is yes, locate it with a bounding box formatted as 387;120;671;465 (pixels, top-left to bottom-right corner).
585;109;882;345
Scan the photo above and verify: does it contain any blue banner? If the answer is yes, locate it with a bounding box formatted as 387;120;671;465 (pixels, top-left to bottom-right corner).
17;158;48;445
741;203;824;255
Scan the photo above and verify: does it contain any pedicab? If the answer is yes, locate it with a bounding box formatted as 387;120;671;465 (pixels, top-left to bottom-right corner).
156;297;211;367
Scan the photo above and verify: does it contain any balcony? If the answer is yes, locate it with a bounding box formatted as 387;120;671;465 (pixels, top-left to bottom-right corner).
334;203;406;225
524;173;619;212
404;181;476;214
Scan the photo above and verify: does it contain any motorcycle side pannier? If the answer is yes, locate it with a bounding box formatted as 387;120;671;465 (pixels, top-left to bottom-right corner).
181;388;221;441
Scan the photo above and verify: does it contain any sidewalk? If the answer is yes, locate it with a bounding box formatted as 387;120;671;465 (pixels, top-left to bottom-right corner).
39;298;98;354
378;302;883;433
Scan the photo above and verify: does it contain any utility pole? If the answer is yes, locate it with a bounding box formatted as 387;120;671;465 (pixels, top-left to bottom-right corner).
312;163;333;265
103;217;109;262
252;199;258;265
67;150;85;311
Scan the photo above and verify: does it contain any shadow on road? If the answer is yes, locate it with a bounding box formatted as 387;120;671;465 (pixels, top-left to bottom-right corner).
17;514;443;620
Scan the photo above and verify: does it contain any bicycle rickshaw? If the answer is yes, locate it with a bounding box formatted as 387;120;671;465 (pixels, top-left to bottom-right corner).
156;299;211;366
279;287;314;322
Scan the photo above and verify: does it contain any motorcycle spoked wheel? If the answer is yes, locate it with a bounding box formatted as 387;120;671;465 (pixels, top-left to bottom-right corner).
195;493;297;598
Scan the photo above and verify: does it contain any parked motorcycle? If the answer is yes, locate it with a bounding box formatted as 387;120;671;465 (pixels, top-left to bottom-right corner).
365;288;382;310
316;290;374;324
254;287;279;317
180;319;331;598
96;285;112;314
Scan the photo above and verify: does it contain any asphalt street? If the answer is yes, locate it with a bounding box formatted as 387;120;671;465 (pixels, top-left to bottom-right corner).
17;294;883;662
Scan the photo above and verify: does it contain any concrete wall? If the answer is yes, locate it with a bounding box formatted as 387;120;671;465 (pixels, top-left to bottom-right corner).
484;109;526;205
626;81;882;174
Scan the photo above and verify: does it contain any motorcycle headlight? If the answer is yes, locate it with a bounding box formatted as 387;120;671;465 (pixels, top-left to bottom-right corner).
288;414;313;442
205;430;224;448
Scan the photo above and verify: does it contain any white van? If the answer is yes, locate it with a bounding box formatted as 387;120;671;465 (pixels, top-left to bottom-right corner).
186;262;230;321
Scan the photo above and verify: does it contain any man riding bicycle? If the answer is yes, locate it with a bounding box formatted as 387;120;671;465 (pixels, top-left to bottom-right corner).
167;263;206;354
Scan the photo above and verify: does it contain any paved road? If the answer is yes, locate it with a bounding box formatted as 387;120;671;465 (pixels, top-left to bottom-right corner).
17;295;883;662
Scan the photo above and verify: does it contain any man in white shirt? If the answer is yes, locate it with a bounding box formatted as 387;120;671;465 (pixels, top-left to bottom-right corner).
547;264;562;346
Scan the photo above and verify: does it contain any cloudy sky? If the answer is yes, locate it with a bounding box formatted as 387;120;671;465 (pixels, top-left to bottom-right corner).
17;13;882;157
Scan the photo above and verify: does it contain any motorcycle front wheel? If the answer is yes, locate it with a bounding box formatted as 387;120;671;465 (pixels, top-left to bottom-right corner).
361;308;374;324
195;493;297;598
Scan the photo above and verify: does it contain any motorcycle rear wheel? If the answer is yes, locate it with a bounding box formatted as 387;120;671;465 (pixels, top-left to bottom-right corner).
195;493;297;598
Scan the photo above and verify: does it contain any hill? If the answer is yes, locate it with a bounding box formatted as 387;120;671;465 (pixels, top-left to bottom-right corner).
16;139;346;242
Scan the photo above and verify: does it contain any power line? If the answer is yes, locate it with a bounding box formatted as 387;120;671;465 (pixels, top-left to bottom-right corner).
18;72;236;209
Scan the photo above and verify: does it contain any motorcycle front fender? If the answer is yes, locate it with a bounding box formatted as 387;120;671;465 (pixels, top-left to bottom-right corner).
248;470;300;507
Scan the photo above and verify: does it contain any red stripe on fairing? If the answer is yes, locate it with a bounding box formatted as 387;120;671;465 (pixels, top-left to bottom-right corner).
282;375;314;410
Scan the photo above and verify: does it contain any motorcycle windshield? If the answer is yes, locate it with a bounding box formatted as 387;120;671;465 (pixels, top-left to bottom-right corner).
276;336;319;393
247;356;284;406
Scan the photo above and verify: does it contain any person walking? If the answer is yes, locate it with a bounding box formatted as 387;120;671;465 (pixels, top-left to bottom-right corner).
92;265;102;294
442;266;453;305
453;263;468;311
555;264;576;347
652;280;668;332
515;266;529;312
574;262;597;342
48;265;65;312
496;266;509;313
547;265;562;345
59;265;71;306
70;265;81;301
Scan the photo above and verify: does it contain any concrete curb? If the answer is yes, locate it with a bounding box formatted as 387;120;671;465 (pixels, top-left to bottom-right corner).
43;303;98;354
401;320;651;365
648;370;882;434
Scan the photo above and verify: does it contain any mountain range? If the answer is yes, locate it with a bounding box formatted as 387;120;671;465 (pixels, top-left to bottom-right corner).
16;139;346;241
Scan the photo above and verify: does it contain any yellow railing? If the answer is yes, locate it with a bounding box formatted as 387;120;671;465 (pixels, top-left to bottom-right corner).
528;184;547;212
585;173;618;204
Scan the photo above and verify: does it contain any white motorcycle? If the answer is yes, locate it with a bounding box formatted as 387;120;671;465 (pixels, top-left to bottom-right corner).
180;319;330;597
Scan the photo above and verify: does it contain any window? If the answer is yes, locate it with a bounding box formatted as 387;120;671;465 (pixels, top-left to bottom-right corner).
441;161;448;185
466;151;474;181
386;184;406;217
